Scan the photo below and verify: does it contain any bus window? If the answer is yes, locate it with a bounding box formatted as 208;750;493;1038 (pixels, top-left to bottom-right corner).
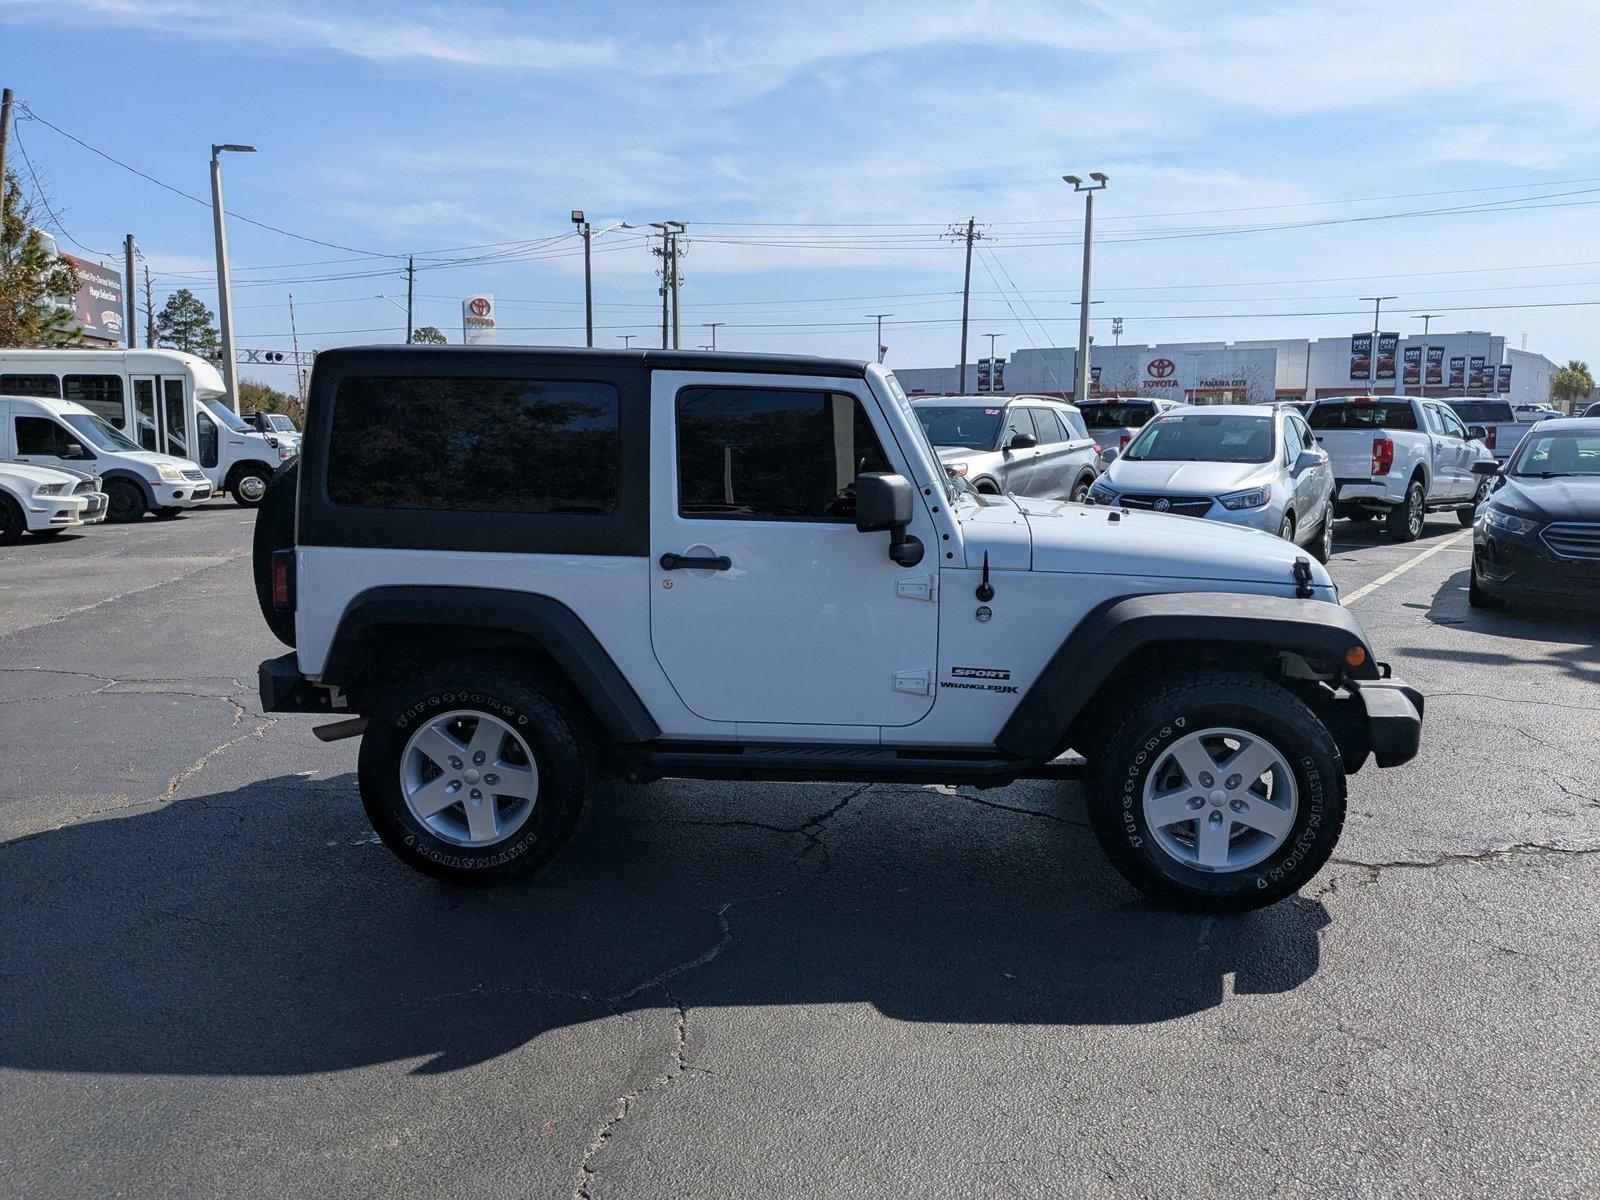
163;378;189;459
63;375;126;428
1;374;61;398
131;378;159;451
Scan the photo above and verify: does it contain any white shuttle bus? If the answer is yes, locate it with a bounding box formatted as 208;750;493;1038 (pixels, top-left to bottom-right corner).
0;348;290;506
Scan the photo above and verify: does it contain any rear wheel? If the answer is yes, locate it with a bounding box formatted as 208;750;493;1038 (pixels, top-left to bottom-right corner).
358;659;589;885
0;495;24;545
1386;480;1425;542
1086;670;1347;912
105;479;147;524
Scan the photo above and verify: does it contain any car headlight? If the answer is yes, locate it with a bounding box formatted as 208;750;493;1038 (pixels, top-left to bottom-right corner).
33;482;71;496
1087;479;1119;504
1483;507;1541;535
944;461;969;478
1219;485;1272;510
156;463;185;483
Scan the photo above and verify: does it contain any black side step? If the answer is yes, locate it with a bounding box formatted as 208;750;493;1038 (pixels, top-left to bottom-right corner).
618;742;1085;787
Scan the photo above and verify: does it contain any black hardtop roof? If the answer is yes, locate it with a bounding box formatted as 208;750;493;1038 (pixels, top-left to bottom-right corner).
314;344;870;380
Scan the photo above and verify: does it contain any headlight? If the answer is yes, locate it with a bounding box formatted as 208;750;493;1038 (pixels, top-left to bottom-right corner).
33;482;71;496
156;463;185;483
1087;479;1119;504
944;462;968;478
1219;485;1272;510
1483;507;1541;535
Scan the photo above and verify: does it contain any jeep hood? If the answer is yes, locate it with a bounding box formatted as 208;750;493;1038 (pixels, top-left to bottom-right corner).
955;494;1334;594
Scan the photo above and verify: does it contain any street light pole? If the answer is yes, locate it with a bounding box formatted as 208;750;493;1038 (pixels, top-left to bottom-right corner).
571;211;593;347
1360;295;1396;393
983;332;1003;392
702;321;725;350
868;313;893;363
1412;313;1439;396
619;334;635;349
1064;172;1109;403
210;142;255;413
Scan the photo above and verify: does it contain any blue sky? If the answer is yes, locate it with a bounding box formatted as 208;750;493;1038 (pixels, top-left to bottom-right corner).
5;0;1600;390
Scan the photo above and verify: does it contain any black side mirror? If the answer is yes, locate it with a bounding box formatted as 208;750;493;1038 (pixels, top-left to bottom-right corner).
1470;460;1502;476
1008;433;1038;451
854;472;923;566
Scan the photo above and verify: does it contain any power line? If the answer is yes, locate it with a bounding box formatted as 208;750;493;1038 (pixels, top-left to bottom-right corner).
9;121;113;258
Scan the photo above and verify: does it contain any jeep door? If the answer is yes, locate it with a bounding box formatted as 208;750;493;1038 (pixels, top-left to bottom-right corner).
648;372;940;728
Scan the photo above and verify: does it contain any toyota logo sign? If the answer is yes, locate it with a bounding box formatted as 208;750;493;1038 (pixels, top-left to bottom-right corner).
1147;358;1176;379
469;297;493;317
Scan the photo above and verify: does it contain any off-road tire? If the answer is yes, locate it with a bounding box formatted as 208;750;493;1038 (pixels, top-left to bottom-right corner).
105;478;147;523
0;494;24;545
358;659;590;886
1085;670;1348;913
1386;479;1426;542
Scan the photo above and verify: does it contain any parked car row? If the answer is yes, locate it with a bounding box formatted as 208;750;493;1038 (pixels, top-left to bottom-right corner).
0;348;299;544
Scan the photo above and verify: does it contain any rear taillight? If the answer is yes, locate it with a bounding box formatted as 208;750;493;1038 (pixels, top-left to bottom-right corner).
270;549;295;611
1119;434;1132;450
1483;426;1496;449
1371;437;1394;476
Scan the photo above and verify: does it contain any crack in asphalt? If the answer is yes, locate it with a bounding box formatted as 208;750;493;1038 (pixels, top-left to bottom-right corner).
1426;690;1599;713
1332;840;1600;880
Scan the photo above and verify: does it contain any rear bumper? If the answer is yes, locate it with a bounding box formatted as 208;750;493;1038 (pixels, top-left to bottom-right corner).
1349;675;1425;768
259;652;337;714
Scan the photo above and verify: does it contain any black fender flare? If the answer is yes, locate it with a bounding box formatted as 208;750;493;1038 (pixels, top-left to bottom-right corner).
99;468;156;507
321;585;660;744
995;590;1381;761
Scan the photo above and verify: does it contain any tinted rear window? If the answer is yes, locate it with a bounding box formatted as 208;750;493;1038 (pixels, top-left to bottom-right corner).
1307;402;1418;431
1080;404;1156;429
1445;400;1514;423
1;373;61;398
327;375;619;513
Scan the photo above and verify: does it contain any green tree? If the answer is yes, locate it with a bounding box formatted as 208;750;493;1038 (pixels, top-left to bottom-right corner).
410;325;447;345
238;378;303;426
1550;360;1594;413
155;288;220;358
0;168;83;348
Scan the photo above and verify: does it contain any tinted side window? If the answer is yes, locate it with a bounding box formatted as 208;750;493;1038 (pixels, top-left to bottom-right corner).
1440;408;1470;439
328;375;620;514
63;375;125;428
1002;408;1037;446
676;387;890;522
1031;409;1068;444
1;374;61;398
15;416;77;456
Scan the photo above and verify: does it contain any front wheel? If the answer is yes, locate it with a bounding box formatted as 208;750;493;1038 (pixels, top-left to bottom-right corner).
229;465;272;507
1085;670;1348;912
0;494;24;545
1458;479;1490;527
1468;553;1504;610
1070;477;1092;503
357;659;590;885
105;478;147;524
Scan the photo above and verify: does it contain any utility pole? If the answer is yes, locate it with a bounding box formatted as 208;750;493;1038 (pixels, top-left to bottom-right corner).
667;222;685;349
0;90;12;269
210;142;256;412
1360;295;1397;394
943;219;984;392
1064;172;1109;403
650;223;671;348
702;321;725;350
868;313;893;364
405;256;414;343
571;211;594;347
1412;313;1439;396
123;235;137;348
288;292;304;404
143;264;155;347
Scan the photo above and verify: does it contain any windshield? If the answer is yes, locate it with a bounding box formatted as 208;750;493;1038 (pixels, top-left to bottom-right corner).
1508;430;1600;477
915;405;1004;449
1307;402;1419;431
1124;414;1275;464
1080;404;1156;430
266;413;297;432
205;399;252;432
62;412;141;452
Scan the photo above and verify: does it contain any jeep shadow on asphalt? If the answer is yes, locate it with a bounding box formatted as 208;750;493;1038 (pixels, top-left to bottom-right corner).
0;773;1329;1077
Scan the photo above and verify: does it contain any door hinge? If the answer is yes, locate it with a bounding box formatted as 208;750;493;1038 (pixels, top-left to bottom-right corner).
893;669;933;696
895;573;938;602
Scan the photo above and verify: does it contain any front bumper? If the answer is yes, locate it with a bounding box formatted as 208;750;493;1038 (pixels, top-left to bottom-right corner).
79;491;108;524
152;480;211;508
1474;529;1600;606
1350;676;1425;768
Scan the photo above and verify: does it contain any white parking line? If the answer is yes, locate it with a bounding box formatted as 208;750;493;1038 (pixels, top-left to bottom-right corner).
1342;530;1472;606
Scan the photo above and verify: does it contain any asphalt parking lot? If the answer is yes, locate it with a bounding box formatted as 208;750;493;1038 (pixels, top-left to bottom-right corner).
2;504;1596;1199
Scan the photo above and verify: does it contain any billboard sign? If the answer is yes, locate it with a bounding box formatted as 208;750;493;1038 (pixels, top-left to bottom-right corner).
1401;345;1421;386
462;294;496;345
1449;356;1465;388
61;253;125;344
1425;346;1444;386
1375;332;1398;382
1350;334;1372;381
1497;363;1512;394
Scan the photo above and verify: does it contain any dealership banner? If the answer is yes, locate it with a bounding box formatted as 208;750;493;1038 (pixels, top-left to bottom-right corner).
1468;355;1486;390
993;360;1004;391
1375;333;1398;381
1350;334;1373;381
977;359;991;391
61;253;125;344
1402;346;1421;386
1449;356;1465;388
1497;363;1512;394
1425;346;1444;386
462;294;495;345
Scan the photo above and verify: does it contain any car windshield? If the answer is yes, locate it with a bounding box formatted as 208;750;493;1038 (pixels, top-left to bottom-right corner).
266;414;297;432
204;399;252;432
1307;401;1419;430
1507;430;1600;477
1123;414;1274;464
1080;404;1156;430
62;412;141;452
915;405;1004;449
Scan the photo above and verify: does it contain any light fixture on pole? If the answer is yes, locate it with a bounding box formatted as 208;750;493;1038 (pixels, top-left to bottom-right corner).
210;142;256;412
1360;295;1397;393
1411;313;1440;396
1064;172;1108;403
572;210;593;348
868;312;893;363
702;321;725;350
619;334;635;348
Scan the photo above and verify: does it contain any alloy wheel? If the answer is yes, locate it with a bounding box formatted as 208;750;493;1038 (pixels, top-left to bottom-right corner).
1141;726;1299;873
400;709;540;847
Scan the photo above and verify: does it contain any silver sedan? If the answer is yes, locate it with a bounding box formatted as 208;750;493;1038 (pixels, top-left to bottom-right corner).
1087;404;1336;560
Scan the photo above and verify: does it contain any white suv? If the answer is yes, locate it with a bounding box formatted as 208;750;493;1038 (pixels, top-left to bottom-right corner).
256;347;1424;913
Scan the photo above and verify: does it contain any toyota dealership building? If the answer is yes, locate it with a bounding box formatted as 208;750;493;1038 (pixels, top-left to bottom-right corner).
894;331;1559;409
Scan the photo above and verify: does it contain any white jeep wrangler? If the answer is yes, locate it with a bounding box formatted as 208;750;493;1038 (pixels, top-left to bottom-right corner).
256;347;1423;912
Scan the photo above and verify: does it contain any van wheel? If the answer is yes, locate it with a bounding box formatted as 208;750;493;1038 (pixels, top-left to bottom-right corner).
358;659;590;885
0;495;24;545
1085;670;1347;913
1386;480;1425;541
228;465;272;507
105;479;147;523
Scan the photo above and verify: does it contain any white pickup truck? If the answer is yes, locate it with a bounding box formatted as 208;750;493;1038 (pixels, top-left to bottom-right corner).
1307;395;1495;540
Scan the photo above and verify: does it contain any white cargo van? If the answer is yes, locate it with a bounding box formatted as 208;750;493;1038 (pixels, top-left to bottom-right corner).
0;349;290;505
0;394;211;521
